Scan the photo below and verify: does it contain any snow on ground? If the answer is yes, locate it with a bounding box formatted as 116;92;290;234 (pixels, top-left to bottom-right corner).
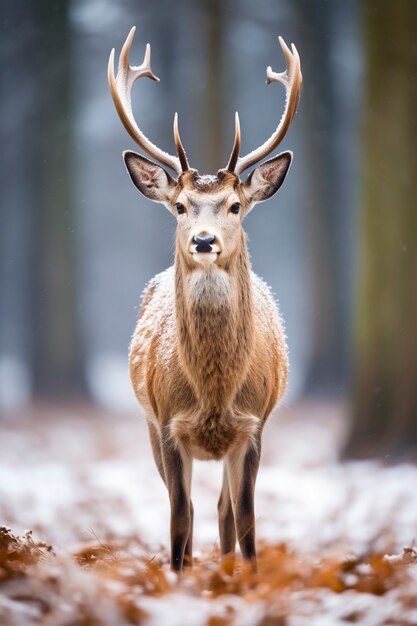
0;400;416;625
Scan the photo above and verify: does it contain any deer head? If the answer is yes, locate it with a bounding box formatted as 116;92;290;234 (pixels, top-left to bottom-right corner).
108;27;302;269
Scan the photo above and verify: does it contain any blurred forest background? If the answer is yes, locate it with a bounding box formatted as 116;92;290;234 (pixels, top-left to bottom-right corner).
0;0;415;458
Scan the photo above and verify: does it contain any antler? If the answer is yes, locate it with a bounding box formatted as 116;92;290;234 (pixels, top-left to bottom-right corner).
226;36;302;175
108;27;189;176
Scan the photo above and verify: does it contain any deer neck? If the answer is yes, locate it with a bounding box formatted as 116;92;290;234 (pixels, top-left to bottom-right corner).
175;234;255;413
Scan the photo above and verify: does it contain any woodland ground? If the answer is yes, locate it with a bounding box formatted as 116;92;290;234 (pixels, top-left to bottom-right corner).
0;400;416;626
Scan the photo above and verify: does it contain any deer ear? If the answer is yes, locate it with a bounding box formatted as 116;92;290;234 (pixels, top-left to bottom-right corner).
123;151;176;203
242;151;292;206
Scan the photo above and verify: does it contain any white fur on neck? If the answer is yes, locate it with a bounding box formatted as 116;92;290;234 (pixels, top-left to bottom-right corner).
186;266;235;308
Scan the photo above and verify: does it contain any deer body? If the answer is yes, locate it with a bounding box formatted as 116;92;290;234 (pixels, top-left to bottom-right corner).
108;27;302;571
130;254;287;461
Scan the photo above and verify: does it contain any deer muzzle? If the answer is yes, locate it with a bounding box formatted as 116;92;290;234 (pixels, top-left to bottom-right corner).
189;232;222;265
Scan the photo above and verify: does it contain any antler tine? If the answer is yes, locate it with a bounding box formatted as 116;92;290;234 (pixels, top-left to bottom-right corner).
227;35;302;176
108;27;185;176
226;112;241;172
173;113;189;172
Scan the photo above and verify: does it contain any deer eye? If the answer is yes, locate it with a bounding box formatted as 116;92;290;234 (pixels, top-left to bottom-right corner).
230;202;241;214
175;202;186;215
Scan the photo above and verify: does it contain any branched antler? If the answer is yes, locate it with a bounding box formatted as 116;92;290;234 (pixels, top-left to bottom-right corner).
108;27;189;176
226;36;302;175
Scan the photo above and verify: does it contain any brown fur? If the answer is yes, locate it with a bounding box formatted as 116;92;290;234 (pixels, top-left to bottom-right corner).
130;219;288;457
128;167;290;571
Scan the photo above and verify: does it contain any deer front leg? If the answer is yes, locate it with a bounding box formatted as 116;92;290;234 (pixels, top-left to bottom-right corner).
217;466;236;557
226;435;261;572
161;427;192;572
183;499;194;568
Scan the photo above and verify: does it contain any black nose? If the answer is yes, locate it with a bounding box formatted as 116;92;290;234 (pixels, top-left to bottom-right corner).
193;234;215;252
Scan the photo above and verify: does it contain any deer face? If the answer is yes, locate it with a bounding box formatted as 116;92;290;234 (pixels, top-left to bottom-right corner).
123;151;292;268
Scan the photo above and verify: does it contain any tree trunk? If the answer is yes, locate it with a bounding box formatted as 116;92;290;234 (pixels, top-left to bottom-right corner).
199;0;225;173
344;0;417;458
0;0;36;410
32;0;86;396
294;0;361;393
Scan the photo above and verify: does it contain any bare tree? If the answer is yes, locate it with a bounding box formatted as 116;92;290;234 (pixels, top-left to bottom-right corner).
32;0;86;395
344;0;417;458
0;0;36;409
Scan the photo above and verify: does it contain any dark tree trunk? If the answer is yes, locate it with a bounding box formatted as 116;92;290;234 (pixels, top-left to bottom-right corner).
344;0;417;458
295;0;339;391
294;0;361;394
32;0;86;396
199;0;226;173
0;0;37;410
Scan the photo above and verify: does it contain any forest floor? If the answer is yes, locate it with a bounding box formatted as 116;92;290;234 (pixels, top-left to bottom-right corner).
0;400;416;626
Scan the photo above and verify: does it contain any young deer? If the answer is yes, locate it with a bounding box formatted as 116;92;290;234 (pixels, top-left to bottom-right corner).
108;27;302;572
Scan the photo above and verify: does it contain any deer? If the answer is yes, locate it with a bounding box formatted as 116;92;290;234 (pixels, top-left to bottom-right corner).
108;27;302;573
